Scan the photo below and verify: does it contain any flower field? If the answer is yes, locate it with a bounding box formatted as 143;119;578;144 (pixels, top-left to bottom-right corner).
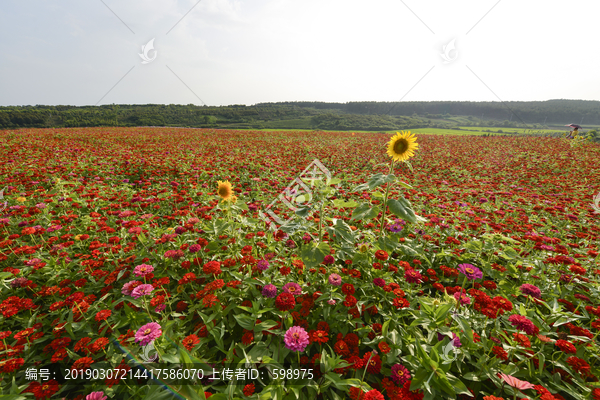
1;127;600;400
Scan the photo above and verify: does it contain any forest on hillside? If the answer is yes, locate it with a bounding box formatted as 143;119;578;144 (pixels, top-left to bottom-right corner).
0;99;597;131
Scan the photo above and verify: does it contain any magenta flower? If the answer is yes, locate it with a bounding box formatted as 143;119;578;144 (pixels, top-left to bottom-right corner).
323;255;335;265
188;244;202;253
262;284;277;298
519;284;541;299
457;264;483;280
284;326;310;352
135;322;162;346
133;264;154;277
328;273;342;286
131;284;154;299
155;304;166;313
257;259;270;271
373;278;385;288
86;392;107;400
390;364;411;385
454;291;471;305
283;282;302;295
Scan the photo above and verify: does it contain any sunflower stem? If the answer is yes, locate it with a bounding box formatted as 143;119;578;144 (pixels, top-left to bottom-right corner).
378;160;395;239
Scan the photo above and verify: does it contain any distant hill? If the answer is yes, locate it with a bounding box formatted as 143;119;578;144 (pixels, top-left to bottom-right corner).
0;99;598;131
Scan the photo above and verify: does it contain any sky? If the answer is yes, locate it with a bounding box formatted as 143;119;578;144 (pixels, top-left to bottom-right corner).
0;0;598;107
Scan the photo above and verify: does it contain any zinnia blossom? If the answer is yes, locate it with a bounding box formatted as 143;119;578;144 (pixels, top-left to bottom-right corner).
391;364;411;385
133;264;154;277
328;273;342;286
508;314;539;335
131;284;154;299
284;326;309;352
404;269;422;284
134;322;162;346
519;284;541;299
457;264;483;280
257;259;270;271
498;372;534;390
86;391;107;400
262;284;277;298
282;282;302;295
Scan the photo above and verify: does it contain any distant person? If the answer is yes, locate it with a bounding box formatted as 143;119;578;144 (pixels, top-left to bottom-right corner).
565;124;582;139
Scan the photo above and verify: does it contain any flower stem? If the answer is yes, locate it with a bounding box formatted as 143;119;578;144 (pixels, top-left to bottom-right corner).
378;161;396;239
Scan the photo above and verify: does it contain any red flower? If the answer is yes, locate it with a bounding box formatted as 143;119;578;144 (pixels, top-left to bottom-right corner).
364;389;384;400
404;269;422;284
363;352;381;374
311;330;329;344
334;340;350;356
24;380;60;400
94;309;111;322
342;283;355;295
378;341;391;354
555;340;576;354
203;261;222;275
243;383;255;396
374;250;388;261
275;293;296;312
182;334;200;351
567;356;591;376
343;295;357;308
492;346;508;361
72;357;94;372
242;331;254;346
0;357;24;373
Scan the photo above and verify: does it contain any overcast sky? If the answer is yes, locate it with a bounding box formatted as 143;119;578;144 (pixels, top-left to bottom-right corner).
0;0;598;107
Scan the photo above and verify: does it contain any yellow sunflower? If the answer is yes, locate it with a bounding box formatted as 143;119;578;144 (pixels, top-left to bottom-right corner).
216;180;233;201
386;131;418;162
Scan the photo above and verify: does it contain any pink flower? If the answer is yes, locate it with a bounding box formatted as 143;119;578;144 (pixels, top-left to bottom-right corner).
284;326;310;352
86;392;107;400
283;282;302;295
135;322;162;346
328;274;342;286
457;264;483;280
519;284;541;299
131;284;154;299
133;264;154;277
121;281;139;296
498;372;534;390
453;291;471;305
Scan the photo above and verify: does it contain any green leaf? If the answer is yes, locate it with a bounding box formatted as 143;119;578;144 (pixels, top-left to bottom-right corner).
233;313;256;330
388;197;426;224
300;242;331;269
332;199;358;208
352;173;395;192
350;203;379;221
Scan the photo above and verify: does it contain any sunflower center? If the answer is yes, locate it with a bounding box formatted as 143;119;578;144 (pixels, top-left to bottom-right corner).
144;329;152;335
465;268;474;274
393;139;409;154
218;188;228;196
